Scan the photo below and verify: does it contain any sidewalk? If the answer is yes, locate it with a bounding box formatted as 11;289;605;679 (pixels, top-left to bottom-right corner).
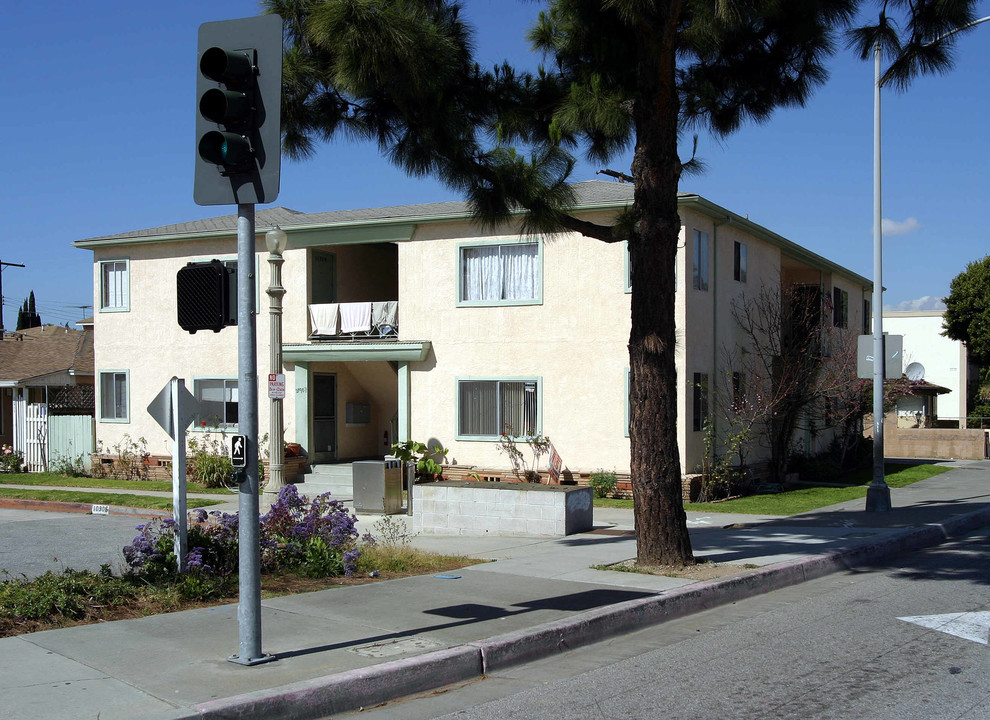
2;461;989;720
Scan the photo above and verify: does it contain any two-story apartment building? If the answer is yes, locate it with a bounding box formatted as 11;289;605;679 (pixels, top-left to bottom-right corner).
75;180;871;478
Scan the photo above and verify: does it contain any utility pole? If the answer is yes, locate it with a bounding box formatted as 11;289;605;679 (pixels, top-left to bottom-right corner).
0;260;26;335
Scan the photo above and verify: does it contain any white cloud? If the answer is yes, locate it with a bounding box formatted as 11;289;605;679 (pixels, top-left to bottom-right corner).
884;296;946;312
882;216;921;236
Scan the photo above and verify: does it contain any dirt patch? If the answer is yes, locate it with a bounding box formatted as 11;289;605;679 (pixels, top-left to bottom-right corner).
603;559;760;581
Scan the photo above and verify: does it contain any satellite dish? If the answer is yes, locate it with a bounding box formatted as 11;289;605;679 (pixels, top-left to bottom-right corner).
905;362;925;381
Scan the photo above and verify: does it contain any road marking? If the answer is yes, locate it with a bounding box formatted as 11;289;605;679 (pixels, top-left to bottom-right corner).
687;517;713;526
898;612;990;646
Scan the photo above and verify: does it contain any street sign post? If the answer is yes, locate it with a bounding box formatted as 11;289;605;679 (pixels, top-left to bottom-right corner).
148;377;202;573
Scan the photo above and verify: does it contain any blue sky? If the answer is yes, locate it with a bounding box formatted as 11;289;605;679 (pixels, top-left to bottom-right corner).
2;0;988;329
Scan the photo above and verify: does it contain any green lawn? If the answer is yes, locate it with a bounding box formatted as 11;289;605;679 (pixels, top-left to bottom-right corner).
595;463;952;516
0;472;232;494
0;487;227;512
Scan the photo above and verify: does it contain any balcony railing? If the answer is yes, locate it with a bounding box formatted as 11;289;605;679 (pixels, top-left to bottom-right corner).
308;301;398;339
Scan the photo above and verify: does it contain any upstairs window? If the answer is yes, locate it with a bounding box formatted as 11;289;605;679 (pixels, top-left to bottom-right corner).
692;372;709;431
733;241;747;283
459;241;540;305
693;230;709;291
833;288;849;328
99;259;129;311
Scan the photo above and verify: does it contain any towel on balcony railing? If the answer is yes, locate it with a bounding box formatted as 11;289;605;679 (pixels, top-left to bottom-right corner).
372;300;398;329
340;302;373;333
309;303;339;335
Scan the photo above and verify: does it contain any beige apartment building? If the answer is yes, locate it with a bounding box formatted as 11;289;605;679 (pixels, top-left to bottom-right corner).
75;181;871;479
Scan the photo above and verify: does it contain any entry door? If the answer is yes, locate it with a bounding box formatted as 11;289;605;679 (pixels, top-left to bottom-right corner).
313;373;337;463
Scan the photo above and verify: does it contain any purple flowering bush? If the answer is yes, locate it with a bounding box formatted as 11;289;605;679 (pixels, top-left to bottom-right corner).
260;485;360;577
122;485;360;598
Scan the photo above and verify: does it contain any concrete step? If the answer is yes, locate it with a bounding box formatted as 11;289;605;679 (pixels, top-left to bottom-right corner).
294;463;354;500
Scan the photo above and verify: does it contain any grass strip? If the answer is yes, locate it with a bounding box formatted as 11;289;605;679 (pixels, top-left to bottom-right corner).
0;472;232;495
595;463;952;515
0;488;226;512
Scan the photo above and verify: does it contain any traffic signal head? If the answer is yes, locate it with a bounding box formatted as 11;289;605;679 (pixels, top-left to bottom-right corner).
176;260;236;333
194;14;283;206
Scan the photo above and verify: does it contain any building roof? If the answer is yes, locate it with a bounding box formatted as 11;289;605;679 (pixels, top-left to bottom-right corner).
0;325;94;385
73;179;870;287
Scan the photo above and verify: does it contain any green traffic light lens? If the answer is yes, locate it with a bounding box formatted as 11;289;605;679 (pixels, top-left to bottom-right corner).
199;131;252;169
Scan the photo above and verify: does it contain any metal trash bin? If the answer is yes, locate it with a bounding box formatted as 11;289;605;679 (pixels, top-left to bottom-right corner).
353;459;403;514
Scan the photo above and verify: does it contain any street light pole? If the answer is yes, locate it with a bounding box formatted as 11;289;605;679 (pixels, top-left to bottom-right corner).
867;42;891;512
865;15;989;513
263;227;288;504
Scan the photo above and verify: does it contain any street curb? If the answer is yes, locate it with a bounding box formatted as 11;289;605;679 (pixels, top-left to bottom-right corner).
0;497;171;518
180;506;990;719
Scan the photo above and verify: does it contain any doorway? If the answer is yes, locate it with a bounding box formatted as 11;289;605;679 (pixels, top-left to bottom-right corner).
312;373;337;463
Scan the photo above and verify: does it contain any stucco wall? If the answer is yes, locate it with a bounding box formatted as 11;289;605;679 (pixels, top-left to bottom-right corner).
883;311;967;422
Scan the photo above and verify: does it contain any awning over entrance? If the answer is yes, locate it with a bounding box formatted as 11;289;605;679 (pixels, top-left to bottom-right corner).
283;341;431;363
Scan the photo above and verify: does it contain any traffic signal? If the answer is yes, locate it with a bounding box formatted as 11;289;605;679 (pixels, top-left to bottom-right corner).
194;14;283;206
176;260;236;333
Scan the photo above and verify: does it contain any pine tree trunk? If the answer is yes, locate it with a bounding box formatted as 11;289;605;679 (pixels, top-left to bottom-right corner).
628;2;693;566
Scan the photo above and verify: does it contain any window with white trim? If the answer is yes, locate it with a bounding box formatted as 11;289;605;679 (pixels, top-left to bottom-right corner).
99;259;129;311
459;241;540;305
693;230;709;291
457;378;539;438
99;371;129;422
194;378;238;430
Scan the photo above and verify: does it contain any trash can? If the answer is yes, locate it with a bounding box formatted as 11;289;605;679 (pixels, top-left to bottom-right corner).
353;459;403;514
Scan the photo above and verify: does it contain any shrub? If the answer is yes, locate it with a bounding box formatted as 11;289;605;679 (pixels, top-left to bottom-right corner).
0;565;137;622
497;427;551;482
589;470;618;498
123;485;362;594
0;444;23;473
92;435;150;481
50;451;89;478
187;432;235;488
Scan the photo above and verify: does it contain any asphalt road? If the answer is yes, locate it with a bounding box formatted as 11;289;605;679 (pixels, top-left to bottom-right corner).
346;527;990;720
0;508;148;579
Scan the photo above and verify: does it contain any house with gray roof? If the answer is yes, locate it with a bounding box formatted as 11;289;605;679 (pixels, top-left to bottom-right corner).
0;325;94;470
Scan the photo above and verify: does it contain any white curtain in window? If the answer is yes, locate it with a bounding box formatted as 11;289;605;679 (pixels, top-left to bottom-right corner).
461;246;502;301
500;244;538;300
461;243;537;301
102;261;127;309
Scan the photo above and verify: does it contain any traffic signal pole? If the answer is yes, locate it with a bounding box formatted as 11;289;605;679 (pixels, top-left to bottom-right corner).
231;203;270;665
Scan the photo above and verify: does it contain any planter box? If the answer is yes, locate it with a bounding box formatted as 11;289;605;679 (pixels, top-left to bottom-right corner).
411;481;593;537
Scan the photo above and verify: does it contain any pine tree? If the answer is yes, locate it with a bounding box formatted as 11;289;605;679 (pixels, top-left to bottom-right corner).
268;0;981;565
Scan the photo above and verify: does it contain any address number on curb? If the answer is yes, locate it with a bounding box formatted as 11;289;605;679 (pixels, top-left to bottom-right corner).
91;504;110;515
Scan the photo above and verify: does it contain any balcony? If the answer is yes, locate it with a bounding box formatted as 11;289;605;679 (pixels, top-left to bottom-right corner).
308;301;398;340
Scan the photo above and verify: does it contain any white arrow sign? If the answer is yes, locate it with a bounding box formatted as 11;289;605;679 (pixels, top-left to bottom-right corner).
898;612;990;646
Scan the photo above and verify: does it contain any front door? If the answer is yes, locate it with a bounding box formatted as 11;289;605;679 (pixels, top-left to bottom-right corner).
313;373;337;463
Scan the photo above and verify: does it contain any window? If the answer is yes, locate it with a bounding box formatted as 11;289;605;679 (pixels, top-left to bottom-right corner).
732;372;746;410
693;230;709;291
692;373;709;431
194;378;238;429
733;241;747;283
99;259;129;311
833;287;849;328
457;378;540;438
99;371;129;422
459;241;540;305
863;298;872;335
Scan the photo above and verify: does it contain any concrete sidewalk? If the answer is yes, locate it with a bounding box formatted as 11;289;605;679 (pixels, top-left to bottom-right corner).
2;461;989;720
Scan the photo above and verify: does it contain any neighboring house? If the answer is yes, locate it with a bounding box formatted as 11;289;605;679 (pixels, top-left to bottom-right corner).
74;181;870;479
882;310;971;426
0;324;95;470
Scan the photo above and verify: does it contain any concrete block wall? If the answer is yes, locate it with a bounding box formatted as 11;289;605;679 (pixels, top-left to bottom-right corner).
411;482;594;537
